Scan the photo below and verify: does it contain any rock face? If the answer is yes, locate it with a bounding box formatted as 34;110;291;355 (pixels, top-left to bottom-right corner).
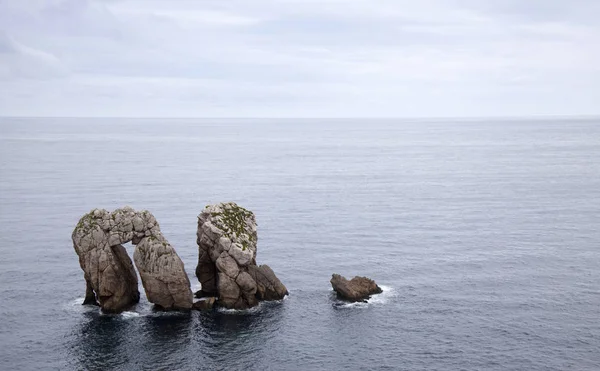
330;274;382;302
72;207;193;312
196;202;288;309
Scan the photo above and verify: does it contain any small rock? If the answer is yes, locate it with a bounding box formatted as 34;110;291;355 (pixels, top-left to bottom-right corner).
192;297;216;311
330;274;382;302
194;289;211;298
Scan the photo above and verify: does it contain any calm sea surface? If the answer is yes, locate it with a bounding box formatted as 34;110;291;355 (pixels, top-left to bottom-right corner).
0;118;599;370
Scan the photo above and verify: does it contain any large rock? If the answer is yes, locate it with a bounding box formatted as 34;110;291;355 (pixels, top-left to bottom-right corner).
248;265;288;301
330;274;382;302
134;235;193;311
72;207;193;312
196;202;287;309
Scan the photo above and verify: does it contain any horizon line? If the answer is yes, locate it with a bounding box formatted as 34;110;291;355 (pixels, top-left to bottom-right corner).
1;114;599;121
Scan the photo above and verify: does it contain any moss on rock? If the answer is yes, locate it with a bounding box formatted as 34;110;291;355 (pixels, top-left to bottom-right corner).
207;202;256;251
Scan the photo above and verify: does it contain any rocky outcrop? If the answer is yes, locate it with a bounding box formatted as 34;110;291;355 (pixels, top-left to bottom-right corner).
196;202;288;309
72;207;193;312
248;265;289;301
330;274;382;302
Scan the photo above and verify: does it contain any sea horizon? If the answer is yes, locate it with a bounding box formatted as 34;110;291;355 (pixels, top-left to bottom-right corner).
1;117;598;370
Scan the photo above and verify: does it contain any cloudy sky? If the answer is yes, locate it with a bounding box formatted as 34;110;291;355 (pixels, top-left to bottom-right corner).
0;0;598;117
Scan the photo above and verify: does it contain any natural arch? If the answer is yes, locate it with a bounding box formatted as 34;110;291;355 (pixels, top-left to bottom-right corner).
72;207;192;313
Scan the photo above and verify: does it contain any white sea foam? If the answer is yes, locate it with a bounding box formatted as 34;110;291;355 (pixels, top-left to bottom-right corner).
334;285;395;309
66;297;99;313
121;311;141;319
368;285;394;305
215;293;289;314
336;301;368;309
217;302;265;315
146;310;189;318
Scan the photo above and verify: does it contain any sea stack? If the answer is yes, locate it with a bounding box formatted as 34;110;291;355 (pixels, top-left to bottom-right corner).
72;207;193;312
330;274;382;302
195;202;288;309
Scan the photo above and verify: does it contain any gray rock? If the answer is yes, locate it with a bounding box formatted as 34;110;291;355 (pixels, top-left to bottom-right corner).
248;265;289;300
236;271;257;294
134;235;192;310
215;253;239;279
72;207;193;313
229;244;253;266
132;216;144;232
330;274;382;302
217;237;232;251
217;272;241;308
195;202;287;309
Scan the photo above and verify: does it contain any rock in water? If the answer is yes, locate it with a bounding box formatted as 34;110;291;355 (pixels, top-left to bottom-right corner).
248;265;288;301
192;297;216;311
196;202;288;309
330;274;383;302
72;207;193;312
133;234;193;311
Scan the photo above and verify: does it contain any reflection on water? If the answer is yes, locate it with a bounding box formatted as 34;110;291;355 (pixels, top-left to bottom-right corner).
71;312;135;370
69;302;286;370
194;302;286;367
143;312;193;341
139;313;195;368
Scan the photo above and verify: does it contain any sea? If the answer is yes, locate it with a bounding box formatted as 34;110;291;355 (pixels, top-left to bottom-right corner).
0;117;598;370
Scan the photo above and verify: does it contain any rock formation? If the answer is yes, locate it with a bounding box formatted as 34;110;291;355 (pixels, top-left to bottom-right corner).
330;274;382;302
72;207;193;312
196;202;288;309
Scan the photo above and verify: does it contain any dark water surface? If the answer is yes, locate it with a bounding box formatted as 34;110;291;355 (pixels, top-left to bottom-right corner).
0;118;599;370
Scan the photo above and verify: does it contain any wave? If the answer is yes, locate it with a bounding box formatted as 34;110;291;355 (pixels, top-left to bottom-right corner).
71;297;85;306
66;297;100;313
120;311;141;319
217;305;263;315
217;295;289;315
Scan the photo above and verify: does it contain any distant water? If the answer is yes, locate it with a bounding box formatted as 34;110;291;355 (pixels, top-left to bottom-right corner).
0;118;599;370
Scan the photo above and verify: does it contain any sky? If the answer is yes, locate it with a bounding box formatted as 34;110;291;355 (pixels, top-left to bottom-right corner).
0;0;599;118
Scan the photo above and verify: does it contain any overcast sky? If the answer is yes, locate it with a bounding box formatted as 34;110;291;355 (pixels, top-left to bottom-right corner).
0;0;598;117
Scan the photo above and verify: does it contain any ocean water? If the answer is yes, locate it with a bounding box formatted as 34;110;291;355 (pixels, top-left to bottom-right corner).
0;118;599;370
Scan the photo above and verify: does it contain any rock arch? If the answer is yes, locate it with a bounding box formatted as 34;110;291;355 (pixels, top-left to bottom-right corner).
72;207;192;312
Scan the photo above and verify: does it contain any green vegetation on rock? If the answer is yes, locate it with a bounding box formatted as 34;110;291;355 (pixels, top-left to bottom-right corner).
208;203;256;251
75;210;100;234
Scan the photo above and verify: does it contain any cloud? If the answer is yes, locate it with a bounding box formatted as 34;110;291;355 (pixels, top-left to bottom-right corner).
0;0;598;117
0;31;69;80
